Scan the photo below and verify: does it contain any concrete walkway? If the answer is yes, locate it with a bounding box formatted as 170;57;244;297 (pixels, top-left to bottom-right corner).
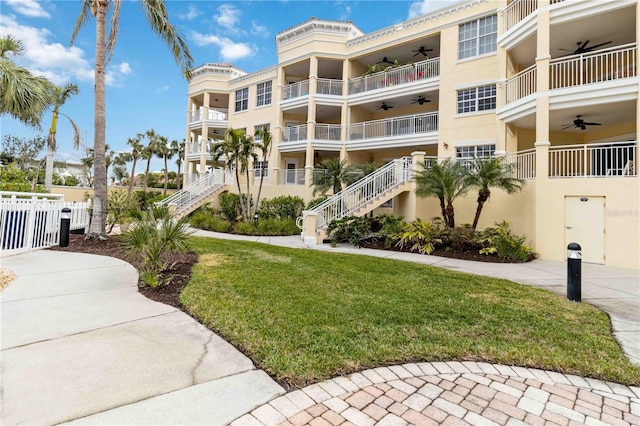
0;250;283;425
1;232;638;425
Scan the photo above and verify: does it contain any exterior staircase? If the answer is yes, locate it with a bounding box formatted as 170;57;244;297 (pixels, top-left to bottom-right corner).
299;157;413;243
158;169;229;218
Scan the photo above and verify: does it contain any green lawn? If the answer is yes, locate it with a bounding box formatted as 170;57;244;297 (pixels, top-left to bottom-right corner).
181;236;640;388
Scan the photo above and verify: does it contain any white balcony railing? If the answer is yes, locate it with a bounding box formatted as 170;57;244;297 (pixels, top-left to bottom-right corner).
549;141;637;178
281;125;308;143
348;58;440;95
348;112;438;140
276;169;306;185
189;108;229;123
506;148;536;180
316;78;343;96
501;64;537;105
315;124;342;141
282;80;310;100
502;0;538;33
550;43;637;90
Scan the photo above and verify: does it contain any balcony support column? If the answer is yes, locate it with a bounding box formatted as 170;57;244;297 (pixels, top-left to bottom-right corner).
200;92;210;175
305;141;314;187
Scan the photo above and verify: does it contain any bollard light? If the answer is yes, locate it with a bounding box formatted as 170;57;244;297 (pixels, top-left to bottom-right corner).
567;242;582;302
60;207;71;248
253;212;259;224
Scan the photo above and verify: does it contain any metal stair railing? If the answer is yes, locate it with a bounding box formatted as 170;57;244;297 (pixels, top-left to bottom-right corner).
308;157;412;232
159;169;228;214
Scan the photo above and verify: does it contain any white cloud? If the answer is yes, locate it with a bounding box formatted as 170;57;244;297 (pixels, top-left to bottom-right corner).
0;15;93;85
214;4;241;32
339;5;352;21
190;31;253;62
179;4;202;21
5;0;50;18
408;0;464;19
156;84;170;94
250;21;270;38
0;15;133;88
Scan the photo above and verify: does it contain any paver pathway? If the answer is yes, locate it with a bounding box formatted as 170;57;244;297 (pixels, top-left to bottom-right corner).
235;362;640;426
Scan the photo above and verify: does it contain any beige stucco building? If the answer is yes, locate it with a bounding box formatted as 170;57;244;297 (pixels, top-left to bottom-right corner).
179;0;639;268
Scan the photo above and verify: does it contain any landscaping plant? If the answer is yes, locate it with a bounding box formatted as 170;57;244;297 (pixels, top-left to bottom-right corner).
258;195;304;220
474;221;538;262
390;218;444;254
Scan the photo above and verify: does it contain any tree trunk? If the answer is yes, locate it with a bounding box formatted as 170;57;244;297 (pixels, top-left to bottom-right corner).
87;0;108;240
163;156;168;195
438;196;446;225
45;144;54;191
176;163;181;191
245;167;251;221
254;168;265;217
234;162;245;221
143;158;151;191
445;203;455;228
471;190;490;231
128;157;137;194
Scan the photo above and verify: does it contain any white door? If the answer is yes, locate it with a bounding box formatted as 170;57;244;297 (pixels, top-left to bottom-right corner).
285;159;298;184
565;196;605;264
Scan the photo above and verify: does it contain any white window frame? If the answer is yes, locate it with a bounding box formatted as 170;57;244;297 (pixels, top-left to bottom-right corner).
235;87;248;112
254;160;268;178
458;14;497;60
455;143;495;159
256;81;272;107
457;84;496;115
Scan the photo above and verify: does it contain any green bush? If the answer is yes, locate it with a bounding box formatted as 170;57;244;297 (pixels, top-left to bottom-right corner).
107;190;135;233
255;218;300;236
259;196;304;220
391;218;444;254
474;221;538;262
233;221;256;235
132;190;165;210
219;192;252;222
326;216;374;247
119;205;194;288
306;197;327;210
0;164;44;192
190;211;231;233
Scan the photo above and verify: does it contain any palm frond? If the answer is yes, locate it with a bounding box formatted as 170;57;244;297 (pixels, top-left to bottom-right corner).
141;0;193;80
106;0;121;63
0;35;24;58
70;0;94;47
0;60;52;127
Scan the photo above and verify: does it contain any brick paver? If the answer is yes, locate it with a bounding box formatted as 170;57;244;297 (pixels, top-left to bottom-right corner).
231;362;640;426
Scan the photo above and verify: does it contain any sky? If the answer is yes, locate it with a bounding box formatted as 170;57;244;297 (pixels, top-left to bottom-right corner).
0;0;459;173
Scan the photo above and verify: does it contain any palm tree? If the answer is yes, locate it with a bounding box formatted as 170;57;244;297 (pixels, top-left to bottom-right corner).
126;136;142;194
415;158;469;228
141;129;160;192
312;157;349;196
45;82;80;190
343;162;379;186
71;0;193;239
252;128;271;217
466;156;524;231
112;151;131;185
170;139;184;190
0;35;53;127
155;135;173;195
211;128;255;220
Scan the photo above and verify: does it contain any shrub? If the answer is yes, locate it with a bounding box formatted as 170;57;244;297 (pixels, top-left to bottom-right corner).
190;211;231;233
255;218;299;236
259;196;304;220
375;214;406;247
233;221;256;235
391;218;444;254
326;216;373;247
132;190;165;210
119;205;194;288
474;221;538;262
106;190;134;233
219;192;252;222
306;197;327;210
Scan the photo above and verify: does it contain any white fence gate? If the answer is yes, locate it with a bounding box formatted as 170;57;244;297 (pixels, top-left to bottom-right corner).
0;192;91;257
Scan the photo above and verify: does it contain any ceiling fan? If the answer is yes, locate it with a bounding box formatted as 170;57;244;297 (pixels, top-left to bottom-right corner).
376;102;394;111
377;56;395;65
412;46;433;57
561;115;602;130
559;40;612;55
411;96;431;105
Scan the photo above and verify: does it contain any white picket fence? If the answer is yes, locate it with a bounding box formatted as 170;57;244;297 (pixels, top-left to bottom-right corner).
0;192;91;257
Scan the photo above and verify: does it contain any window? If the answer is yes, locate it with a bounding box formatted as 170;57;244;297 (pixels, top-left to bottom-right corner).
457;84;496;114
235;88;248;112
458;15;497;60
256;81;272;107
456;144;495;159
254;160;268;178
254;123;270;141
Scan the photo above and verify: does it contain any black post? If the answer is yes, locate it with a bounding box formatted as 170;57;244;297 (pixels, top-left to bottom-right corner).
567;242;581;302
60;207;71;248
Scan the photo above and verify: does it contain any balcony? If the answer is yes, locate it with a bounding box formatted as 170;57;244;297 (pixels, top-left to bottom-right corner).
280;124;343;152
549;142;637;178
316;79;343;96
550;43;637;90
348;113;438;139
272;168;329;186
188;108;229;130
281;80;310;101
347;58;440;96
